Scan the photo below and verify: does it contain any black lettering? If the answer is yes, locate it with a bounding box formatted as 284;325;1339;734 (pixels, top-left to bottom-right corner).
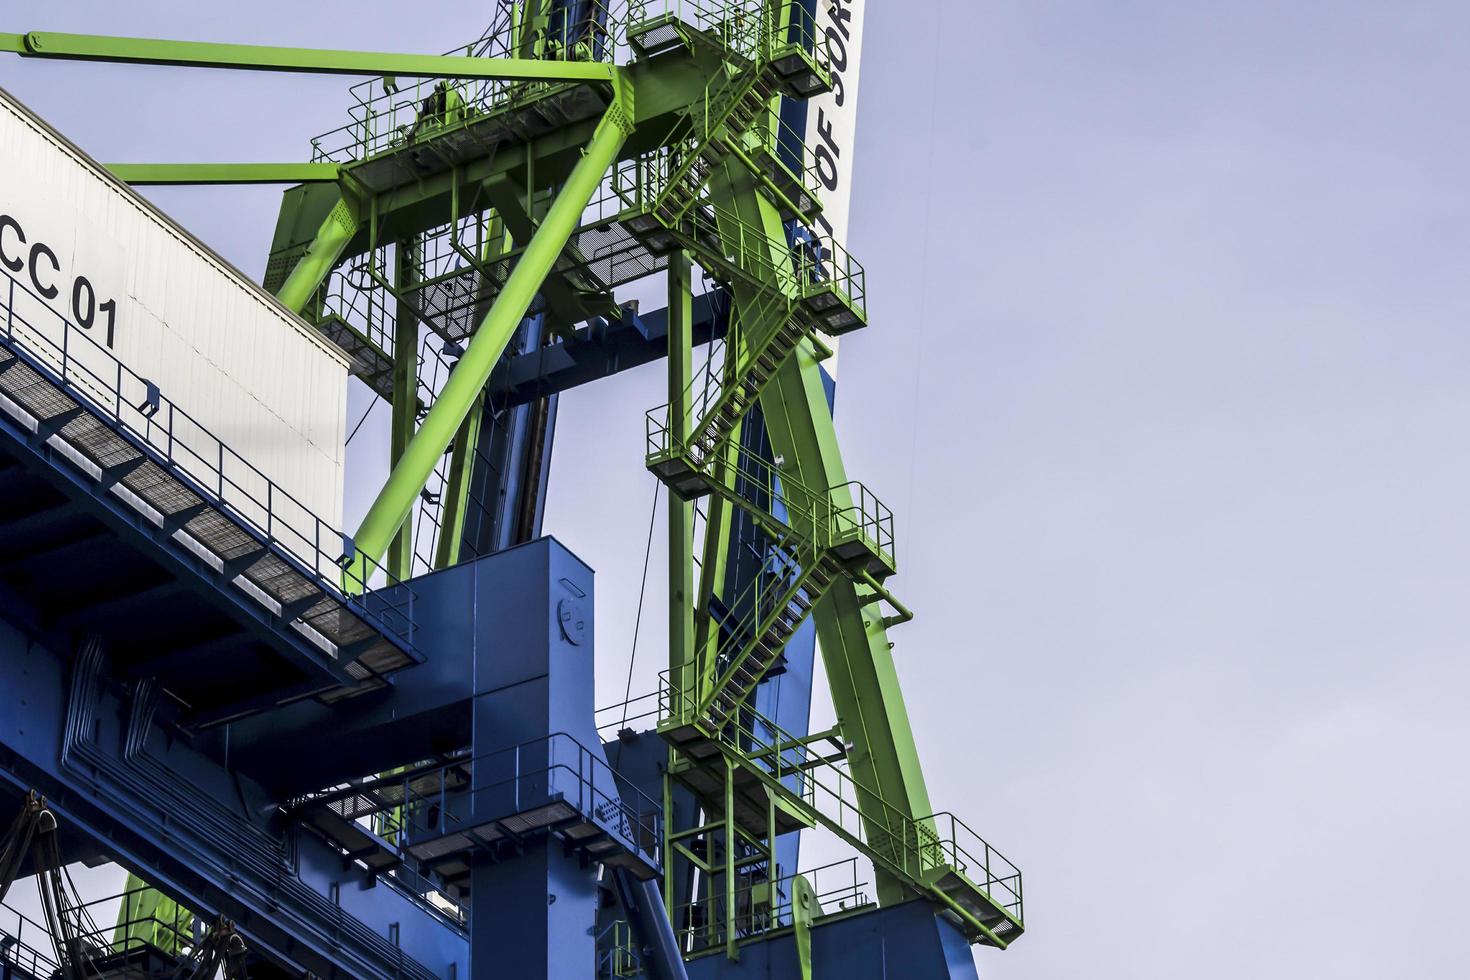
832;74;846;108
0;215;24;273
816;107;840;157
830;0;853;39
99;299;117;349
815;143;839;191
824;26;848;73
71;276;96;329
28;242;59;300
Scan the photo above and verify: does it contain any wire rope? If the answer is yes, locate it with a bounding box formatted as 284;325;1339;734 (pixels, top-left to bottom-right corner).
617;479;662;736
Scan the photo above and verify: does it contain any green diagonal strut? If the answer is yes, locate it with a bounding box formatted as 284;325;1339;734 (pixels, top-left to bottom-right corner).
275;195;360;314
343;94;632;586
0;30;615;83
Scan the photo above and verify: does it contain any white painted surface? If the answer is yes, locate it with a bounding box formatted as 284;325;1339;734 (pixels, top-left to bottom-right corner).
804;0;865;371
0;87;348;533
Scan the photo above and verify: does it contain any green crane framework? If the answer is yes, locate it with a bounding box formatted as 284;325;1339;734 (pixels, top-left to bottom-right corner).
3;0;1024;959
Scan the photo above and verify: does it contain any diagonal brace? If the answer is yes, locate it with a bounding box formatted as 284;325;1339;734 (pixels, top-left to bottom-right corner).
343;98;633;586
275;196;360;314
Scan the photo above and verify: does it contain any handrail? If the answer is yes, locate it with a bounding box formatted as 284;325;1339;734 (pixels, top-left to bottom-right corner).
0;896;62;975
312;2;632;164
0;266;417;657
348;732;663;862
669;856;870;953
645;408;894;567
644;672;1025;924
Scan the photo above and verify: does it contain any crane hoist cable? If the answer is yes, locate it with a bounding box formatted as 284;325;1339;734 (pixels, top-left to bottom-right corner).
0;790;51;903
616;479;663;743
170;915;250;980
0;791;251;979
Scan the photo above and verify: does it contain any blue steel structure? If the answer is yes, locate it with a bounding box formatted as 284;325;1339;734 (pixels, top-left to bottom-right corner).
0;3;1018;978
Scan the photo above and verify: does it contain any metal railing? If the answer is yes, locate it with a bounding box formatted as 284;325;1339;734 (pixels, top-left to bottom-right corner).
0;900;61;977
672;856;871;953
627;0;824;65
0;883;198;977
830;480;894;569
0;267;417;658
919;812;1025;921
312;4;634;163
646;408;892;566
98;884;194;958
596;917;640;977
749;111;827;217
387;732;663;863
601;675;1025;929
796;233;866;323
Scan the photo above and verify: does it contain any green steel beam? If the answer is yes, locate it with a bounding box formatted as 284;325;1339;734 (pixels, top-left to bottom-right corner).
792;874;816;980
107;163;341;185
345;98;632;584
275;196;359;314
708;170;936;907
432;396;485;569
388;240;419;580
1;31;614;83
481;174;601;330
668;249;696;702
723;757;738;963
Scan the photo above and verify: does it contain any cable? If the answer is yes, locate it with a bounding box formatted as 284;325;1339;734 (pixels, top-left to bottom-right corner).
618;480;662;735
345;398;378;446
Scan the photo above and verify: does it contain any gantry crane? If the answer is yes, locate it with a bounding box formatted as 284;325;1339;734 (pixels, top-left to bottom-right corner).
0;2;1023;975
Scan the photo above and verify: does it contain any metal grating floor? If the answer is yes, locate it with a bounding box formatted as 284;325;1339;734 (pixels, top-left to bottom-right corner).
0;342;413;712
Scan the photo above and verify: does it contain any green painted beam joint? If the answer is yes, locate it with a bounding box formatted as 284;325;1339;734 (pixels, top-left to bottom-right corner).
275;193;360;315
108;163;341;185
8;30;617;84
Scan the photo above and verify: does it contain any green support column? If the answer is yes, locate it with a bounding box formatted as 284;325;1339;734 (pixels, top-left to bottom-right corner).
668;250;696;708
275;195;358;314
762;343;935;903
433;395;485;569
692;429;738;704
792;873;816;980
344;97;632;584
387;239;419;579
723;757;738;963
711;170;936;906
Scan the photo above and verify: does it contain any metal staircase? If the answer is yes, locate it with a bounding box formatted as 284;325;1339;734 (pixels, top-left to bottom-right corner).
701;531;840;731
645;417;894;729
626;199;866;489
652;66;780;227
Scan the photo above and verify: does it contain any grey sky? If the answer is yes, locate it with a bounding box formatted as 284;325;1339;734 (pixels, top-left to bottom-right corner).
4;2;1468;977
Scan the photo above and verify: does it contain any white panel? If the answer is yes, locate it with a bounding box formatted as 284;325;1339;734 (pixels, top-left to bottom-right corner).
803;0;866;373
0;87;348;537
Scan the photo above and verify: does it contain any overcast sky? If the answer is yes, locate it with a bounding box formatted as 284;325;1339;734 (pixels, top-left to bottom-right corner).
4;2;1469;977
